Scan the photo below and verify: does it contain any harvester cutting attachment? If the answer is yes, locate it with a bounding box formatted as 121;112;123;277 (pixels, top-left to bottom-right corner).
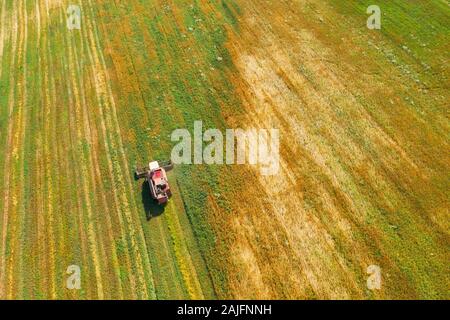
159;160;174;172
135;166;150;180
135;160;173;180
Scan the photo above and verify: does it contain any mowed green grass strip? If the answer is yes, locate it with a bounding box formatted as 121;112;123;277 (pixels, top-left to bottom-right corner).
0;1;13;293
2;0;34;299
0;0;242;299
1;0;143;299
19;0;40;299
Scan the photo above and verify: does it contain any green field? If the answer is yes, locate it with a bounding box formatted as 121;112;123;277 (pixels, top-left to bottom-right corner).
0;0;448;299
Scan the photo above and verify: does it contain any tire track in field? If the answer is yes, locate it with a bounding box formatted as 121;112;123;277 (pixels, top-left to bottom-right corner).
165;200;205;299
40;0;90;298
35;0;41;42
5;0;29;298
77;3;140;297
0;0;17;298
16;1;32;298
0;0;7;78
23;0;50;299
47;3;107;298
22;0;57;300
44;2;125;299
70;12;125;298
46;0;99;299
34;123;45;298
42;1;78;299
38;2;54;297
83;0;156;298
63;28;105;300
41;3;63;298
20;0;41;299
5;0;26;299
81;69;138;297
0;0;25;299
80;4;141;297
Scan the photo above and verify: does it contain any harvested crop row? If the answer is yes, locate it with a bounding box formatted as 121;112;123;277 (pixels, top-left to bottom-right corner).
0;0;216;299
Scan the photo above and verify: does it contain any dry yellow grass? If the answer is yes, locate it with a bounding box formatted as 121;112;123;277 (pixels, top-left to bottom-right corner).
205;0;449;299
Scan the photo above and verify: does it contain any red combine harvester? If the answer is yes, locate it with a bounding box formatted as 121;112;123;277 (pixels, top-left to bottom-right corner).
135;160;174;205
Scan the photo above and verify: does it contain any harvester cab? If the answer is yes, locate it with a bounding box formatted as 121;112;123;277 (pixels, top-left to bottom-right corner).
135;160;174;205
